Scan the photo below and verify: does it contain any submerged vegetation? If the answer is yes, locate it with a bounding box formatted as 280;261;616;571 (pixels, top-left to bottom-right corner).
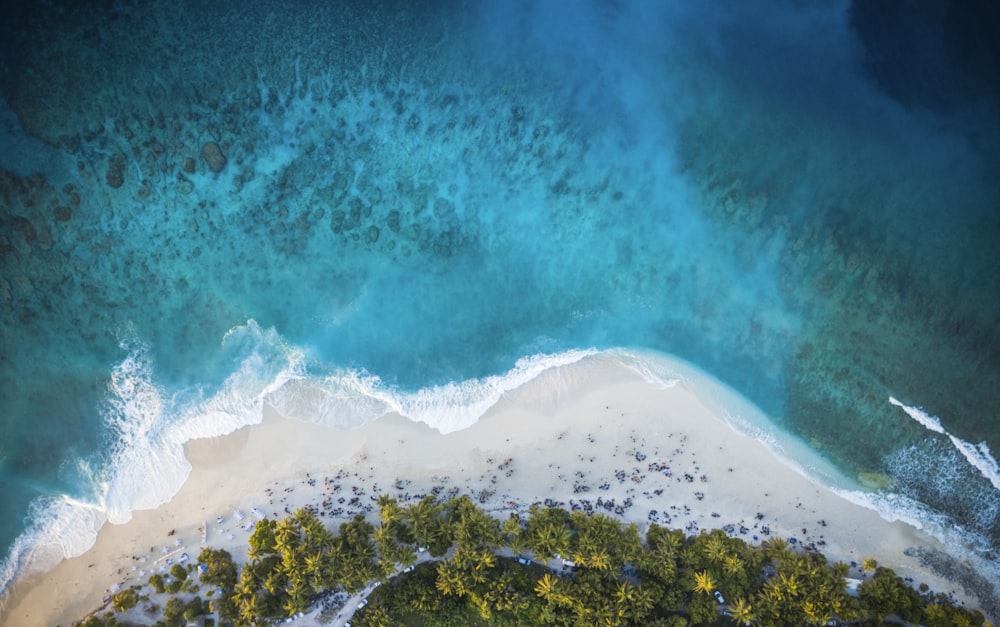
79;495;988;626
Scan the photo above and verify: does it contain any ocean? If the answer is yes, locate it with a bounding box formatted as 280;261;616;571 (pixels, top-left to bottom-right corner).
1;0;998;598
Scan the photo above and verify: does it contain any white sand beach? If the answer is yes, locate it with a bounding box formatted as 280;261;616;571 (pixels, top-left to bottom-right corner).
1;355;977;626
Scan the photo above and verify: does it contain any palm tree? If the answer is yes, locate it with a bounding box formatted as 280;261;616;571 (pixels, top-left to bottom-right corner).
435;560;467;597
248;519;277;559
413;591;437;612
406;496;443;550
723;553;743;577
451;497;501;551
273;518;300;556
292;508;324;540
535;573;561;603
233;571;264;627
614;581;635;606
762;537;793;564
469;590;493;621
704;533;728;564
583;549;612;571
777;571;800;599
693;570;715;595
923;603;950;626
532;521;571;558
761;578;784;605
802;600;825;624
730;597;755;625
303;551;323;582
472;547;496;571
860;557;878;573
631;585;655;621
377;494;402;528
502;514;527;553
263;569;287;597
611;581;652;623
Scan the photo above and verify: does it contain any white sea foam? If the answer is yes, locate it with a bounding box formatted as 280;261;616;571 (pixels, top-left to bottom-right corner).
890;396;946;434
889;396;1000;493
103;322;306;523
0;496;107;606
5;343;995;603
948;436;1000;493
1;320;305;596
832;486;947;533
619;350;1000;568
270;348;599;434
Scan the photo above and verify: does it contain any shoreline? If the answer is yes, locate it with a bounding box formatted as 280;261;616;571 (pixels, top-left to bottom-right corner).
1;355;987;625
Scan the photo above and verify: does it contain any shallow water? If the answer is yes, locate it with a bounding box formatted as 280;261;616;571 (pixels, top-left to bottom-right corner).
1;0;998;595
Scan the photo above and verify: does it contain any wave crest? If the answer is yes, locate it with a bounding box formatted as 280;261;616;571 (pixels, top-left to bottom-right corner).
270;348;599;433
1;320;304;596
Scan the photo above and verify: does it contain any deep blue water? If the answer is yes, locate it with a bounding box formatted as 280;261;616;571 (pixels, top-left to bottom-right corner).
1;0;999;597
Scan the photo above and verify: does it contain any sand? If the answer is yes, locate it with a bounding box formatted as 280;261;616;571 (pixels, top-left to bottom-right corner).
0;355;978;626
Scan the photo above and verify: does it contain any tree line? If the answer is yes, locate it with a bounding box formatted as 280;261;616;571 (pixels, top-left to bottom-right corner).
81;493;989;626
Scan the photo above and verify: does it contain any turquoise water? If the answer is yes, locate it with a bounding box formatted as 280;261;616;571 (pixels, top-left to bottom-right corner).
1;0;998;595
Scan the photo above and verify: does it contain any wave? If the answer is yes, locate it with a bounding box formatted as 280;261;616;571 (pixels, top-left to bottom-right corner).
623;351;999;575
0;320;304;597
890;396;1000;492
1;338;593;598
890;396;946;434
269;348;600;433
4;341;997;606
0;495;106;609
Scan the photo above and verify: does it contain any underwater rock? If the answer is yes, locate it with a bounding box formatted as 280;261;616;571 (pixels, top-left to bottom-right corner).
858;472;895;490
330;210;346;234
53;206;72;222
201;141;227;173
176;177;194;195
365;225;380;244
36;226;53;251
387;210;400;233
106;153;125;188
12;216;36;242
183;157;196;174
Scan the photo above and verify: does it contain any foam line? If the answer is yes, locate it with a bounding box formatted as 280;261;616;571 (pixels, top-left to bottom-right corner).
948;436;1000;493
890;396;1000;492
270;349;600;434
890;396;946;434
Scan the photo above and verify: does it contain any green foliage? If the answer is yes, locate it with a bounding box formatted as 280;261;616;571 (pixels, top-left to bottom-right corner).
753;551;856;626
111;587;139;613
76;494;988;627
162;596;185;627
859;566;923;623
248;517;277;559
404;495;450;556
198;547;239;589
169;563;187;582
148;573;166;594
197;547;239;619
183;596;203;622
525;505;571;559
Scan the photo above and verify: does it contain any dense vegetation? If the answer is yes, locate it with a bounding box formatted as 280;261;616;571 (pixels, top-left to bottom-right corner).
79;494;989;627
